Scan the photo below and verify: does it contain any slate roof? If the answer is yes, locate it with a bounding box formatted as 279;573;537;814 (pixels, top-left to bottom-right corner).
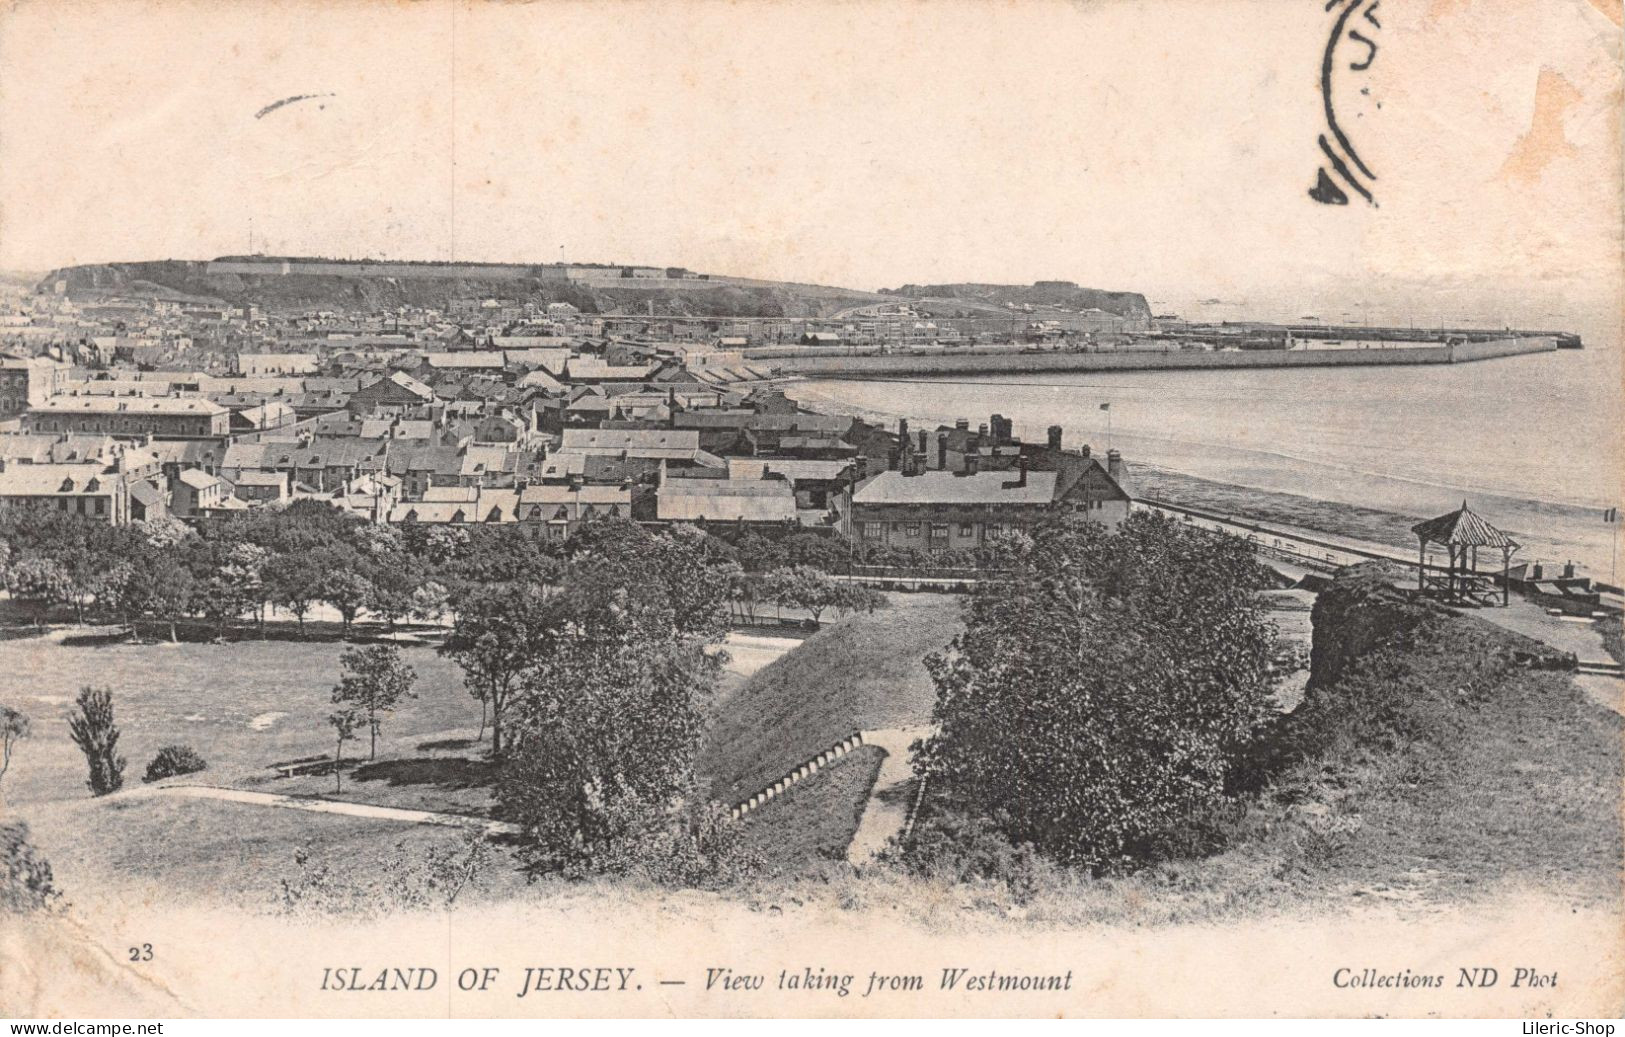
853;469;1059;506
656;479;798;523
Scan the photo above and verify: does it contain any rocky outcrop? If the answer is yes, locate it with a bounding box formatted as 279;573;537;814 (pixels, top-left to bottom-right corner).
883;281;1152;320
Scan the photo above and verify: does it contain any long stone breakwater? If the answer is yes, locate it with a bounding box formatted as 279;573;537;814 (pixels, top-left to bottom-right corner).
757;336;1558;379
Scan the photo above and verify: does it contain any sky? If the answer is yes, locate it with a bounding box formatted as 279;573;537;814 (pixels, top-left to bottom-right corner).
0;0;1619;330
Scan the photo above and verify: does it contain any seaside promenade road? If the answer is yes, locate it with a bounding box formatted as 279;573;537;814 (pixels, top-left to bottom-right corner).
117;783;520;835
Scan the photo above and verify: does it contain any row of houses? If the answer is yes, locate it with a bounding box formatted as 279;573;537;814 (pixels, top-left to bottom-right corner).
0;335;1135;545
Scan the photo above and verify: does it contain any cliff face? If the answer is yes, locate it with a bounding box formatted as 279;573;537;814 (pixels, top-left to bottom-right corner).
885;282;1152;320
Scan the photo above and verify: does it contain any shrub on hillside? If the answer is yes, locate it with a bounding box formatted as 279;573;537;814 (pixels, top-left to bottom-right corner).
143;744;207;783
891;810;1053;905
913;511;1280;874
67;686;125;796
0;820;62;913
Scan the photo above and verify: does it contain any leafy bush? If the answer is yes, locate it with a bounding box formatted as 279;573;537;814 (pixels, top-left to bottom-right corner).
0;820;62;913
890;809;1053;905
913;512;1280;874
143;744;207;783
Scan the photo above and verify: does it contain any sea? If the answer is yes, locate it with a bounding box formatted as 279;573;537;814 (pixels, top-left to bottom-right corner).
788;314;1623;582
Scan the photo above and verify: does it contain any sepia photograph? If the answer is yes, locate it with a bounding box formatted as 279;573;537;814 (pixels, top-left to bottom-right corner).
0;0;1619;1022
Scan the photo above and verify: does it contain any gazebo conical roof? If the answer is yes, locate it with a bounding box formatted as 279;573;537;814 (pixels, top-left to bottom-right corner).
1410;501;1519;549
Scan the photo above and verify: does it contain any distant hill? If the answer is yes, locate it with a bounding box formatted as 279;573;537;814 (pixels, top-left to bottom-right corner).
36;258;893;319
883;280;1151;320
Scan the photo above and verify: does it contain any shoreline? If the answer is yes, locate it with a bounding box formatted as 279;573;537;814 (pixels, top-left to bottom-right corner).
789;389;1606;577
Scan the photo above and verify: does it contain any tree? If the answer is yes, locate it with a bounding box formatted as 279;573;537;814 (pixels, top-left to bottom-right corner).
185;538;259;640
265;552;324;638
439;583;556;756
409;580;450;626
761;565;858;625
328;707;362;793
315;550;371;637
136;515;194;553
8;556;69;630
497;587;720;878
223;541;272;635
67;686;125;796
830;581;887;620
781;531;848;573
364;554;423;632
491;526;735;877
331;645;417;761
761;564;883;625
912;512;1279;874
732;532;787;573
144;559;195;644
0;706;28;804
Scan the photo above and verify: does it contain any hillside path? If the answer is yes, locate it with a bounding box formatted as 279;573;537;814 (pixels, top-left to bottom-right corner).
1473;599;1623;716
847;726;932;863
118;783;519;835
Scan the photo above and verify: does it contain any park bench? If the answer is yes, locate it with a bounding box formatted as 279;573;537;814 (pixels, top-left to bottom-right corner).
270;757;332;779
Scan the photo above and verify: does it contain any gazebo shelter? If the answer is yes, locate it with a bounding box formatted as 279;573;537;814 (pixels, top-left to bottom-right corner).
1411;501;1519;607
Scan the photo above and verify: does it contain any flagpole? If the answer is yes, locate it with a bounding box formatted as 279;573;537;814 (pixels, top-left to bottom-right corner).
1608;507;1619;588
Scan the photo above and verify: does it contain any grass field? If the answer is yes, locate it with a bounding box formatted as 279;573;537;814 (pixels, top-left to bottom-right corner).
0;632;480;809
0;630;505;905
1;607;932;904
19;791;534;914
698;594;960;806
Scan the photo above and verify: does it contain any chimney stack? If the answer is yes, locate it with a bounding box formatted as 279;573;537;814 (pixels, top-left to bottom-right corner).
1080;443;1091;458
887;446;900;472
955;417;970;432
936;432;948;471
917;428;929;457
1017;454;1027;487
964;454;979;476
977;422;989;439
1047;424;1063;450
1107;448;1123;480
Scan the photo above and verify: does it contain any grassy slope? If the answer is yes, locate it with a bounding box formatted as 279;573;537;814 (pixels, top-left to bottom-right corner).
813;576;1623;928
698;594;959;806
1243;577;1622;907
1597;613;1624;667
734;746;885;874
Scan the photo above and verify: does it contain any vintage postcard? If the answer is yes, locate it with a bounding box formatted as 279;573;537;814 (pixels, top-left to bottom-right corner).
0;0;1620;1021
